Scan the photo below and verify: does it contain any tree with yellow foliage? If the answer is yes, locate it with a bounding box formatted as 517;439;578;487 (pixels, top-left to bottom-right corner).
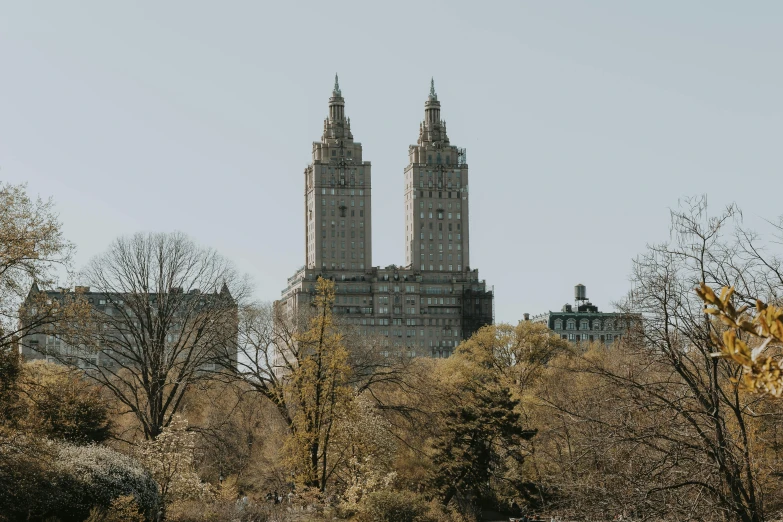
285;277;352;491
428;322;566;509
0;182;88;360
697;283;783;397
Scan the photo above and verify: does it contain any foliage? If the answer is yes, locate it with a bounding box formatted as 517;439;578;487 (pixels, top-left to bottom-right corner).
456;321;570;392
0;348;22;425
18;360;112;443
54;442;160;521
137;415;211;508
426;324;550;508
333;394;398;508
283;277;352;491
698;283;783;396
355;490;436;522
0;182;76;351
0;430;60;521
85;495;145;522
180;379;289;497
0;434;159;522
165;499;272;522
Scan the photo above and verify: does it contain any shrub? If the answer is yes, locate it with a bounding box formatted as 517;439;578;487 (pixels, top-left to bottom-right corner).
0;431;61;521
85;495;145;522
0;435;159;522
19;361;112;444
356;490;436;522
166;499;271;522
137;416;212;507
54;442;160;521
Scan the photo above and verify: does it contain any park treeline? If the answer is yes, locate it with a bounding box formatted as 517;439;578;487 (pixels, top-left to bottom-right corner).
2;182;783;522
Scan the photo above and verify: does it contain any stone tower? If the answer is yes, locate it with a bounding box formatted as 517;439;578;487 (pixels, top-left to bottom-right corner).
304;75;373;270
403;79;470;272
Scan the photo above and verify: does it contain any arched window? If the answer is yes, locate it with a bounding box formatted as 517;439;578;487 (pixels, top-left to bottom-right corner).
566;319;576;331
554;319;563;330
593;320;601;330
579;319;589;330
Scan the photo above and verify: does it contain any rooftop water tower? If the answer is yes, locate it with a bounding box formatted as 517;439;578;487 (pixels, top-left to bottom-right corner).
575;284;588;307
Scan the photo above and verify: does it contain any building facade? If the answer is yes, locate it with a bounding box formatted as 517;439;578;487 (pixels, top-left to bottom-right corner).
529;284;640;344
278;77;492;358
19;283;238;370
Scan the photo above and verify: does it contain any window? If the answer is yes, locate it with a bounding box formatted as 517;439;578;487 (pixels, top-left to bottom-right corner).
579;319;589;330
593;320;601;330
566;319;576;330
554;319;563;330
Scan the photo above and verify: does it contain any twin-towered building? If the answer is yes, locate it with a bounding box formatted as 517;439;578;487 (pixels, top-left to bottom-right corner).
279;77;493;358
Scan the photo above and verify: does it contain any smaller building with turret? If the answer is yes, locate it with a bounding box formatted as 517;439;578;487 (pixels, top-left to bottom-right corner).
529;284;640;344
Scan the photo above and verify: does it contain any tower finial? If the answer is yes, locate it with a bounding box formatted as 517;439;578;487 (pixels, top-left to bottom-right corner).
430;77;436;99
334;73;341;96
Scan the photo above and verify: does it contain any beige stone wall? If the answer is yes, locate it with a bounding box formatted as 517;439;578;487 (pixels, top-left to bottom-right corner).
279;267;490;358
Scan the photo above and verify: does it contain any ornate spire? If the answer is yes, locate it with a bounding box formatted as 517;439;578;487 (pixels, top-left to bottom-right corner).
429;77;437;100
333;73;341;96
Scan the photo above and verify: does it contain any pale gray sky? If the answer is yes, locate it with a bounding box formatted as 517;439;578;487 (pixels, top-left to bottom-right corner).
1;1;781;322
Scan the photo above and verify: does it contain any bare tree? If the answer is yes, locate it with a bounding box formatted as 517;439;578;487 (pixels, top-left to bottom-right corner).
66;232;247;439
529;197;783;522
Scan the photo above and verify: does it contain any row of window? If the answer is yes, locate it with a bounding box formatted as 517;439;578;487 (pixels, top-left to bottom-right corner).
325;284;469;296
418;234;463;244
321;188;366;195
419;169;461;178
323;197;364;206
321;220;364;229
419;222;461;233
419;180;461;189
419;212;461;220
325;251;364;259
420;264;462;271
371;329;461;338
563;333;619;342
321;262;365;270
321;230;365;239
554;318;628;331
421;254;460;264
350;317;459;326
323;241;364;249
321;208;364;217
418;190;460;199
